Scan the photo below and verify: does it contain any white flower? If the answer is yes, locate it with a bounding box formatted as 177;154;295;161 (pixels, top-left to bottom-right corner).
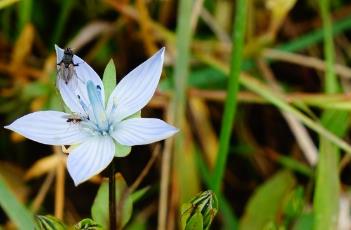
5;47;178;186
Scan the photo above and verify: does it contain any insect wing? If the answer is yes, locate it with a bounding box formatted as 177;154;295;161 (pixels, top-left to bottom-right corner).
56;63;79;92
66;65;79;92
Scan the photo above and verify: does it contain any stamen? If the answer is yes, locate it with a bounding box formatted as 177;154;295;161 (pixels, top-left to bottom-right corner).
96;85;104;106
87;81;109;131
77;95;89;116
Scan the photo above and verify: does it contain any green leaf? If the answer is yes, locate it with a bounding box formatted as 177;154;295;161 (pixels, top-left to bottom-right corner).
35;215;66;230
185;210;203;230
283;186;304;225
181;203;193;229
74;218;102;230
262;221;279;230
125;217;147;230
91;173;133;229
0;176;36;229
125;111;141;120
103;59;117;103
239;171;296;230
131;186;150;203
115;111;141;157
293;213;314;230
115;143;132;157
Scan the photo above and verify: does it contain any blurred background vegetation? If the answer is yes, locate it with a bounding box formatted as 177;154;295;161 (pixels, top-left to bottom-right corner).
1;0;351;229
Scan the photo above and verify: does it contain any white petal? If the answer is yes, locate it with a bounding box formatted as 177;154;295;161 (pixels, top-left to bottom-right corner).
67;136;115;186
4;111;90;145
54;45;105;106
55;44;64;64
111;118;178;146
106;48;165;121
57;79;86;114
73;53;105;105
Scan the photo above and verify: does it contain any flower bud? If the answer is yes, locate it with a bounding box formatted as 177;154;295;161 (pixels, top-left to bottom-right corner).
181;190;218;230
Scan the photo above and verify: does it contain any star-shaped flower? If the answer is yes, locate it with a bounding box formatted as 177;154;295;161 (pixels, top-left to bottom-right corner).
5;46;178;185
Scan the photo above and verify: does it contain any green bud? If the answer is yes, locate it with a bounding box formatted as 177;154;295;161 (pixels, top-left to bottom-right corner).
35;215;66;230
75;218;102;230
181;190;218;230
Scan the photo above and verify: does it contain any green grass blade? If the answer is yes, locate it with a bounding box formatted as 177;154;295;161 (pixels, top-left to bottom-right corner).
212;0;248;193
197;52;351;156
313;1;349;229
173;0;193;124
172;0;200;203
240;74;351;153
274;155;313;177
0;176;36;229
17;0;32;32
277;15;351;52
313;3;349;230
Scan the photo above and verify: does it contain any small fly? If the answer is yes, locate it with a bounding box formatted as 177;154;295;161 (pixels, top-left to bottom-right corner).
57;48;80;91
66;117;82;124
63;114;83;124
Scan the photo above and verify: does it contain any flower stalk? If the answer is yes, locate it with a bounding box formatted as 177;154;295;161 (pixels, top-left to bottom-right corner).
109;159;116;230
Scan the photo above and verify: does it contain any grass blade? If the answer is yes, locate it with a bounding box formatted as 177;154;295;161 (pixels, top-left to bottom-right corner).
196;52;351;155
172;0;200;204
313;1;349;229
212;0;248;193
17;0;32;32
0;176;36;229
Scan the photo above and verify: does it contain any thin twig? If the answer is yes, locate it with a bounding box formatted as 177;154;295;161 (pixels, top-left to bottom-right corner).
158;106;175;230
30;169;56;213
258;59;318;166
136;0;157;55
262;48;351;78
190;0;204;32
129;144;161;193
200;8;231;43
116;145;161;229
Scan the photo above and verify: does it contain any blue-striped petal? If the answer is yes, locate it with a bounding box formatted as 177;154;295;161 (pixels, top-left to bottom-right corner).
111;118;178;146
5;111;90;145
106;48;165;122
67;136;115;186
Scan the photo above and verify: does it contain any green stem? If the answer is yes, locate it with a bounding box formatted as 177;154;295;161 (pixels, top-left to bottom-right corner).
109;159;116;230
320;0;337;93
212;0;248;193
